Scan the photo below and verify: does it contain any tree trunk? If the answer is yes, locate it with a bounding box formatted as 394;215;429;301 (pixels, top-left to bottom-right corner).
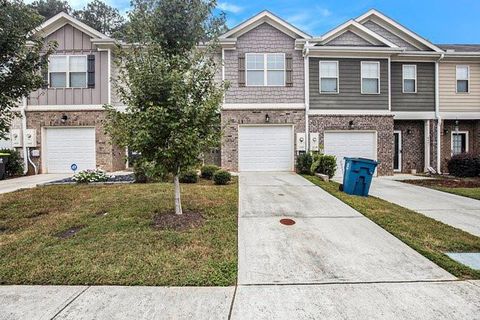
174;174;183;215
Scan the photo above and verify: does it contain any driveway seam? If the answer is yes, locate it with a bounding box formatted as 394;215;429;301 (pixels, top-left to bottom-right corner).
238;279;462;287
227;285;238;320
50;286;90;320
240;216;364;219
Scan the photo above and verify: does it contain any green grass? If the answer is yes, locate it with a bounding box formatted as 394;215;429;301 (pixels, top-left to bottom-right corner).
0;179;238;286
304;175;480;279
429;187;480;200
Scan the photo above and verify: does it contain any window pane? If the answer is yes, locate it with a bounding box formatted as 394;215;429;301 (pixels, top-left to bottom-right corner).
456;66;469;80
321;78;337;93
246;70;264;86
452;133;466;155
50;72;66;87
69;56;87;72
361;62;379;78
404;79;415;92
246;54;264;70
49;56;67;72
267;70;284;86
403;65;416;79
362;78;379;93
267;54;285;70
70;72;87;88
320;62;338;77
457;80;468;93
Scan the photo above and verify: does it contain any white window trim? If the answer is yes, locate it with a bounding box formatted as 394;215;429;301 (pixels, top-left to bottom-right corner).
319;60;339;94
245;53;286;87
48;55;88;89
402;64;417;93
455;65;470;94
451;131;469;156
361;61;380;94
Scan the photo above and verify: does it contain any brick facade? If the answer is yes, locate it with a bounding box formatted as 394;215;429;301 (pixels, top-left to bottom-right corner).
221;110;305;171
440;120;480;172
24;111;125;173
309;115;394;176
394;120;425;173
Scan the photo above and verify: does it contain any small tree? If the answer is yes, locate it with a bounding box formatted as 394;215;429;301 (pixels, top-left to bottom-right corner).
104;0;226;215
73;0;127;38
0;0;55;139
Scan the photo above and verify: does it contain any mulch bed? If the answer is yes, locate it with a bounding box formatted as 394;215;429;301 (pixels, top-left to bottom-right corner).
153;211;204;231
46;174;135;185
404;177;480;188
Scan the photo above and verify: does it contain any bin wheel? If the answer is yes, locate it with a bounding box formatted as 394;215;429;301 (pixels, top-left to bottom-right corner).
339;184;343;192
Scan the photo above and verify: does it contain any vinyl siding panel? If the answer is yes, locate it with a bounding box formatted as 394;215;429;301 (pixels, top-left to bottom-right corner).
439;62;480;112
27;23;108;106
391;62;435;111
309;58;389;110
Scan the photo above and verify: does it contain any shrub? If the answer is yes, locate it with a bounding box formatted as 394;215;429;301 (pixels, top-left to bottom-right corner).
0;148;23;177
296;153;313;174
201;165;220;179
179;170;198;183
73;169;109;183
213;170;231;185
447;153;480;177
133;159;168;183
311;154;337;178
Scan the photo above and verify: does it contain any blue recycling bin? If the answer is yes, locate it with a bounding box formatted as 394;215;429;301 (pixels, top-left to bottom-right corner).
342;157;379;197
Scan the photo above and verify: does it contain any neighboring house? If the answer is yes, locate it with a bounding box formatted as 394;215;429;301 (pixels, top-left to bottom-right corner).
11;12;125;174
218;10;480;176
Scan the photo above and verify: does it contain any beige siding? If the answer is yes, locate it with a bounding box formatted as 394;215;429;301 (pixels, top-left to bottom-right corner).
28;23;109;106
439;62;480;112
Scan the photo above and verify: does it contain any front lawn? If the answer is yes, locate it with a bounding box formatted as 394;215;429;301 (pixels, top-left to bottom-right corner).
0;179;238;286
304;175;480;279
404;178;480;200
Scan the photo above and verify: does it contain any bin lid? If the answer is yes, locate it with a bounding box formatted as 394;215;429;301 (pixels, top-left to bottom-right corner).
0;153;10;156
344;157;378;164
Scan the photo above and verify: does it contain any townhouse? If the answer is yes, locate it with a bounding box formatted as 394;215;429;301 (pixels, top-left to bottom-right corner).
219;10;480;177
2;10;479;176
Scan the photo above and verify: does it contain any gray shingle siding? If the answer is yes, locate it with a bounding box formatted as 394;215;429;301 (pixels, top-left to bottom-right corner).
224;22;304;104
309;58;389;110
391;62;435;112
324;31;375;47
362;20;420;51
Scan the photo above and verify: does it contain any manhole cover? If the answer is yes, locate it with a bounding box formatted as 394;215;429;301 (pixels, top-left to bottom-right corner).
280;218;295;226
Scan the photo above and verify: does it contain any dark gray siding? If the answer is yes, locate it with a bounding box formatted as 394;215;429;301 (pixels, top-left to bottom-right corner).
309;58;388;110
391;62;435;112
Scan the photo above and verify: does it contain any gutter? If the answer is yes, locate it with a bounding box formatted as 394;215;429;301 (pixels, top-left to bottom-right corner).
20;97;29;175
435;53;445;174
304;41;310;151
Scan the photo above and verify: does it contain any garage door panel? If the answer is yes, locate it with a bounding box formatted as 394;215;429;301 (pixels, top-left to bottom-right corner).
239;126;293;172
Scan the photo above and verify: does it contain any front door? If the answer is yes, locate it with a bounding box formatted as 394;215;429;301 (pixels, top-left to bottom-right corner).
394;131;402;172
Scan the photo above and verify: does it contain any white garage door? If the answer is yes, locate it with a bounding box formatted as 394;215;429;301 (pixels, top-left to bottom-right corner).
238;126;293;171
44;128;96;173
324;131;377;178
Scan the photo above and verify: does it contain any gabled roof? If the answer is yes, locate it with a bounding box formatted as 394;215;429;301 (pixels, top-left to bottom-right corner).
438;44;480;53
316;19;398;48
34;12;112;41
355;9;442;52
220;10;311;40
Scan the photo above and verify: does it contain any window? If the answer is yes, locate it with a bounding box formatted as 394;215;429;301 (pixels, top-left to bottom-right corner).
246;53;285;86
319;61;339;93
402;65;417;93
361;61;380;94
451;132;468;155
456;65;469;93
48;55;87;88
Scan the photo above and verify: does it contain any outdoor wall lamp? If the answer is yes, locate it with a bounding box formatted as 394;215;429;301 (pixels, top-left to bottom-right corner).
348;120;354;129
443;128;449;135
265;114;270;123
61;114;68;123
407;129;412;135
454;120;459;132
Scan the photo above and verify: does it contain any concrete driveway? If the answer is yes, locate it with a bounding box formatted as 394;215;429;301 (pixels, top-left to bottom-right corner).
238;172;454;285
370;177;480;237
0;174;71;194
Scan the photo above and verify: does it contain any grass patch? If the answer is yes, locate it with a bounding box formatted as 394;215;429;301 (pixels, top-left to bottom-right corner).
404;178;480;200
304;175;480;279
432;187;480;200
0;179;238;286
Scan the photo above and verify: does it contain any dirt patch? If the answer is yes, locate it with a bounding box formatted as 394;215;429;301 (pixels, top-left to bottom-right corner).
153;211;204;231
95;210;109;217
0;226;9;234
55;225;85;239
27;210;50;219
404;178;480;188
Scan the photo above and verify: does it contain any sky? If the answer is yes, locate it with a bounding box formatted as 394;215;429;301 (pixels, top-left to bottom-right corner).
26;0;480;44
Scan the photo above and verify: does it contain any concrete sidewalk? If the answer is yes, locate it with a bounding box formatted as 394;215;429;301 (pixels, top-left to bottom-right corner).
370;177;480;237
0;174;71;194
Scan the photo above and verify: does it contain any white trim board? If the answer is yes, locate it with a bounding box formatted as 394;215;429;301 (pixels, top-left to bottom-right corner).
222;103;305;110
308;109;391;115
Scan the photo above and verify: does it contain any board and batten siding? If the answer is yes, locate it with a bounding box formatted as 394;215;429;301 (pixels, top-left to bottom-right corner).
28;23;109;106
439;62;480;112
391;62;435;112
309;58;389;110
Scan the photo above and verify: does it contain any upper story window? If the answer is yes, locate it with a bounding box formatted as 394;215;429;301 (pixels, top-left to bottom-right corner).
456;65;470;93
402;65;417;93
319;61;339;93
49;55;87;88
246;53;285;86
361;61;380;94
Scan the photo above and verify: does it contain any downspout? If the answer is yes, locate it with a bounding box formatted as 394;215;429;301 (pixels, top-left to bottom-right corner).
20;97;29;175
304;41;310;151
435;53;445;174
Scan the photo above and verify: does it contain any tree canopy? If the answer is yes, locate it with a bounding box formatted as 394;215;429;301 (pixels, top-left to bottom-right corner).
28;0;71;20
73;0;127;38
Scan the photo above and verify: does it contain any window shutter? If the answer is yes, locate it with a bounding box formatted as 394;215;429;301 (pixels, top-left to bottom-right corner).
87;54;95;88
238;54;245;87
286;53;293;87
